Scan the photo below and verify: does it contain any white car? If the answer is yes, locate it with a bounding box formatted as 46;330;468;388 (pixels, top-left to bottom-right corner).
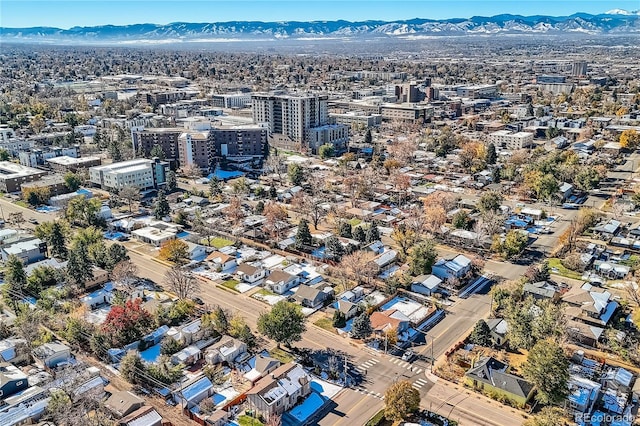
401;350;414;362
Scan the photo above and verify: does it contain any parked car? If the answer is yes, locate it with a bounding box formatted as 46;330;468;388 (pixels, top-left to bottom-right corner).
193;297;205;306
28;218;38;224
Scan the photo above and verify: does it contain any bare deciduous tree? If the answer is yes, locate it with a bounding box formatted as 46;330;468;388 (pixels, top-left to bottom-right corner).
164;268;200;300
111;259;138;293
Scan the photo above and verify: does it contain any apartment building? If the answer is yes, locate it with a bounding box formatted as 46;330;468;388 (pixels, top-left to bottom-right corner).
46;155;102;173
252;92;349;153
307;124;349;154
380;103;432;123
456;84;499;99
89;158;168;191
489;130;534;150
0;161;48;193
177;131;213;172
131;127;182;160
211;93;252;109
329;112;382;128
18;146;79;168
212;125;267;158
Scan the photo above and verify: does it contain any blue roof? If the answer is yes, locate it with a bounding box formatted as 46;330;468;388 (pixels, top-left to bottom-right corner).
181;377;213;402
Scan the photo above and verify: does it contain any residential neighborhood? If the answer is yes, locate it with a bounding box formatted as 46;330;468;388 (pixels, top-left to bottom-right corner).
1;10;640;426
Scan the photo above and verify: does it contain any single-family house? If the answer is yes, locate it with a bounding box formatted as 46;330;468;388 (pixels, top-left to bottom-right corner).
335;299;360;320
432;254;472;280
562;283;618;327
410;274;442;296
105;390;146;418
293;284;332;309
174;375;214;409
567;375;601;416
486;318;508;346
338;286;364;303
369;309;410;335
601;367;634;393
132;222;181;246
593;220;621;240
464;357;534;408
72;375;105;402
235;262;267;284
0;337;30;364
0;363;29;399
186;242;207;261
85;266;109;290
32;342;71;368
264;270;299;294
523;281;560;301
558;182;574;201
200;409;230;426
244;355;282;383
205;336;247;365
246;363;311;422
171;345;202;366
372;249;397;269
206;251;237;271
1;238;46;264
566;319;604;347
119;406;163;426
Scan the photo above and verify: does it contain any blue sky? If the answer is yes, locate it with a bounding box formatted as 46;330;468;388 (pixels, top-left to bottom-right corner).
2;0;638;28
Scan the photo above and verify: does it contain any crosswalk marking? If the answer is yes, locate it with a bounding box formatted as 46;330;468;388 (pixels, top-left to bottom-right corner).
412;378;430;390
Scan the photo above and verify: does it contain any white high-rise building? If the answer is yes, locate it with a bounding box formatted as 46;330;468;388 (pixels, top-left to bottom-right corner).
252;93;347;154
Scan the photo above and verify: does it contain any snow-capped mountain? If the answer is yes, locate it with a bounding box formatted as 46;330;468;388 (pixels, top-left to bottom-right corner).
1;13;639;44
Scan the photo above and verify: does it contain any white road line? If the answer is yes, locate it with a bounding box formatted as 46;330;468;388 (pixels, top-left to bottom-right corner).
413;368;423;374
390;358;400;364
415;379;429;385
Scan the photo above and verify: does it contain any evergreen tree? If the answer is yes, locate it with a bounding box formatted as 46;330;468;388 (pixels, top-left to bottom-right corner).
350;312;372;339
66;243;94;288
486;143;497;165
209;176;222;197
332;310;346;328
210;306;229;335
295;219;312;249
49;221;68;259
154;190;170;220
108;139;123;162
491;166;501;183
165;170;177;191
106;243;129;270
352;226;366;243
366;222;380;243
469;319;492;346
338;221;352;238
269;185;278;199
4;255;27;309
287;163;303;186
325;236;344;261
364;128;372;144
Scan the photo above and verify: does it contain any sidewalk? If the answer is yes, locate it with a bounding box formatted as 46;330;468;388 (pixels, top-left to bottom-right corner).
423;369;528;426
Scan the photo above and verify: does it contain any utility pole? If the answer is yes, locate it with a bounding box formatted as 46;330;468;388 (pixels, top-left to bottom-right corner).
343;355;349;388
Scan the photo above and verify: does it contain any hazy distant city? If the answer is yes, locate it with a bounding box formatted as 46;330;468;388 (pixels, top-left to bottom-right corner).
0;3;639;426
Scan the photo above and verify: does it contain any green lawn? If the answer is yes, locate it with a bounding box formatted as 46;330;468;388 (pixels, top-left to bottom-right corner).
348;218;362;227
548;258;583;280
201;237;234;249
257;288;276;297
314;316;335;332
237;415;264;426
269;347;294;363
14;201;28;208
220;279;240;292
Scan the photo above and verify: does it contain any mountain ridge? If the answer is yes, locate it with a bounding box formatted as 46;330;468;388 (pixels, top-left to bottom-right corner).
2;13;640;44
